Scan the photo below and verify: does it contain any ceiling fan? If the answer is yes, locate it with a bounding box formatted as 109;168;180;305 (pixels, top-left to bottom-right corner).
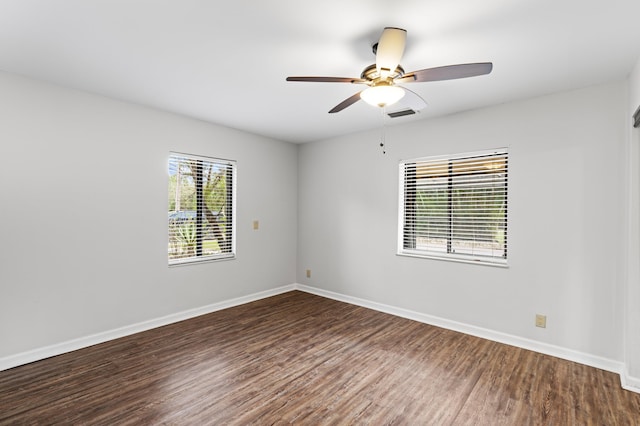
286;27;493;114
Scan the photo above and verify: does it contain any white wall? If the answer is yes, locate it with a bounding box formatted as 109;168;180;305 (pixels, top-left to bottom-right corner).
626;57;640;386
0;71;298;359
298;81;627;363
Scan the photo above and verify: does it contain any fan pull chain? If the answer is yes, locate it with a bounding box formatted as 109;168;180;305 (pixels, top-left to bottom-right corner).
380;106;387;155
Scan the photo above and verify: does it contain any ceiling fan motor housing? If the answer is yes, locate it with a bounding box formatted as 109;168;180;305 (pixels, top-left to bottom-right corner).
360;64;405;85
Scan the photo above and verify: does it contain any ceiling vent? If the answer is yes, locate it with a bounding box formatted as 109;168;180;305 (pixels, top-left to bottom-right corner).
387;109;416;118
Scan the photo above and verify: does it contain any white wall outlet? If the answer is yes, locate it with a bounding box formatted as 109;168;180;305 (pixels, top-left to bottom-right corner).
535;314;547;328
253;220;259;230
306;269;311;278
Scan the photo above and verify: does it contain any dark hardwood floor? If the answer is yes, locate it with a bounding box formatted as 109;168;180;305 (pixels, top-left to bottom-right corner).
1;291;639;425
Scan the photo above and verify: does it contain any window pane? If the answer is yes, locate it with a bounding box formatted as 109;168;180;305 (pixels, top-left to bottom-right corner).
413;179;448;252
451;173;506;257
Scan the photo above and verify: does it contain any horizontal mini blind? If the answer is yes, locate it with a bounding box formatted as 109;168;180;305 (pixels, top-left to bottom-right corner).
168;153;236;265
399;149;508;265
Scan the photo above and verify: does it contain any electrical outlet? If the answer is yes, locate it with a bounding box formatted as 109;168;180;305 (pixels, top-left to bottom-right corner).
253;220;259;230
306;269;311;278
535;314;547;328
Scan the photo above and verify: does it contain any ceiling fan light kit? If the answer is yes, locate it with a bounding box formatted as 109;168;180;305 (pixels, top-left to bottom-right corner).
286;27;493;114
360;84;405;107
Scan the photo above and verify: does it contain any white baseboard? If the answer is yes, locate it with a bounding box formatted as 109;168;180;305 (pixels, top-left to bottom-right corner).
621;367;640;393
294;284;626;379
0;284;296;372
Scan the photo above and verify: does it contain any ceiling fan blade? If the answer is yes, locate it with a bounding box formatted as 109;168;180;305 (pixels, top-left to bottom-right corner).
329;91;363;113
398;62;493;83
397;87;427;111
286;76;366;84
376;27;407;76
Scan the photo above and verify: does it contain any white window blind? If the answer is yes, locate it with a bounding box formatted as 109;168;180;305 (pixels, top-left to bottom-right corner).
168;153;236;265
398;149;508;266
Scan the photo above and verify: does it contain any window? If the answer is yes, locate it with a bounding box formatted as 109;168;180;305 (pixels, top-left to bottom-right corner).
168;153;236;265
398;149;508;266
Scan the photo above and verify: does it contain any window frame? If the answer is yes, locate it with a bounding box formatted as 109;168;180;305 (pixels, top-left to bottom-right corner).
397;148;508;267
168;152;237;266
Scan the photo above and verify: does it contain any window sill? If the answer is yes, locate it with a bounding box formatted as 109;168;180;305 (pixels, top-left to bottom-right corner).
169;254;236;267
397;250;508;268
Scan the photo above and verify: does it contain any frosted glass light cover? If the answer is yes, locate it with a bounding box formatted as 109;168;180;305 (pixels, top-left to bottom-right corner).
360;85;405;107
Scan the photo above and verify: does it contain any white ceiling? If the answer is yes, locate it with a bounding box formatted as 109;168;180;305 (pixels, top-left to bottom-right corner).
1;0;639;143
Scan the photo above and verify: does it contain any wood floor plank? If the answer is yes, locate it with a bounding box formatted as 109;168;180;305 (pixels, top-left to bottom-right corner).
1;291;639;425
